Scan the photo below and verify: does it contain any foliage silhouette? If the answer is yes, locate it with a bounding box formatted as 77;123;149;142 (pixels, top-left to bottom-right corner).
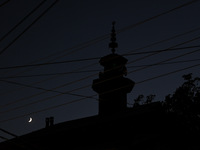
164;73;200;114
163;73;200;131
133;94;156;106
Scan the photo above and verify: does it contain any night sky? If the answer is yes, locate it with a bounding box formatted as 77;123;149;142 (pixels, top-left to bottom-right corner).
0;0;200;141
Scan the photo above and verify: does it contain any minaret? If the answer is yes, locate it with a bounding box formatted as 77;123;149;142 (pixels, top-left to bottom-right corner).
92;22;135;116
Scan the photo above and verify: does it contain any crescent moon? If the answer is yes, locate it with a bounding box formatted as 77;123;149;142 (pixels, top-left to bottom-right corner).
28;117;32;123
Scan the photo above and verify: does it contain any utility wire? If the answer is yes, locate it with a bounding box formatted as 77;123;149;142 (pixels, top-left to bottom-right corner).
35;0;195;66
0;0;47;44
128;58;200;68
21;0;200;64
1;42;200;113
129;47;200;74
1;0;199;97
0;71;98;110
1;24;200;97
0;79;97;100
136;63;200;84
0;0;10;8
0;128;36;149
0;58;199;79
0;62;199;124
0;69;99;79
0;128;18;138
1;35;200;109
124;45;200;56
0;41;199;116
33;36;200;92
64;46;200;95
128;36;200;65
125;27;200;54
0;0;59;56
0;79;97;114
0;63;98;107
1;0;199;73
0;0;199;135
0;135;9;141
1;23;200;109
117;0;200;33
0;44;199;70
0;57;99;70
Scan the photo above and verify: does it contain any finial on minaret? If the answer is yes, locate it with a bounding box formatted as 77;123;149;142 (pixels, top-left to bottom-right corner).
109;21;118;54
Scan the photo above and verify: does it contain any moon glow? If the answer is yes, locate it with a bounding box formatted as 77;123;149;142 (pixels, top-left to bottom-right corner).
28;117;32;123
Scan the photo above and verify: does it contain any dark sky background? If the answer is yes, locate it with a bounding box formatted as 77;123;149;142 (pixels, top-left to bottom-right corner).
0;0;200;141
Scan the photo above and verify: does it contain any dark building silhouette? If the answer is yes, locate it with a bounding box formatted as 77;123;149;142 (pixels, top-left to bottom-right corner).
1;102;200;150
92;22;135;115
0;23;200;150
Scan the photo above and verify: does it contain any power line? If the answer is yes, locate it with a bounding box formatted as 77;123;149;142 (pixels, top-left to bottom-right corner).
1;0;199;98
2;14;200;111
0;44;199;70
0;0;10;8
117;0;200;33
1;33;200;116
128;58;200;68
124;45;200;56
0;78;97;111
0;0;59;56
0;79;97;100
0;128;18;138
129;48;200;74
0;69;100;79
0;62;199;124
1;45;200;114
136;63;200;85
47;0;199;62
65;46;200;95
1;37;200;110
0;57;99;70
0;128;37;149
2;25;199;97
46;37;200;91
0;58;199;80
0;79;97;114
125;26;200;54
0;135;9;141
1;0;199;72
0;0;199;136
128;35;200;65
0;0;47;44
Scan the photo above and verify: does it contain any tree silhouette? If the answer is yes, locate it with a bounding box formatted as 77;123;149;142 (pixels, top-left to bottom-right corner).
163;73;200;131
145;94;156;104
133;94;156;107
164;73;200;114
133;95;144;107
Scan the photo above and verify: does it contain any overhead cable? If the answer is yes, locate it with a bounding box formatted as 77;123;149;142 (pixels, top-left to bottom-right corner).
0;0;59;56
1;46;200;113
0;58;200;79
0;0;10;8
0;44;200;70
0;0;47;44
1;0;199;71
1;0;199;97
1;37;200;109
0;63;199;123
117;0;200;33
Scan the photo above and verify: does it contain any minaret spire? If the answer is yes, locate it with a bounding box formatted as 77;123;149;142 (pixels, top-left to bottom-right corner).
109;21;118;54
92;22;135;116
